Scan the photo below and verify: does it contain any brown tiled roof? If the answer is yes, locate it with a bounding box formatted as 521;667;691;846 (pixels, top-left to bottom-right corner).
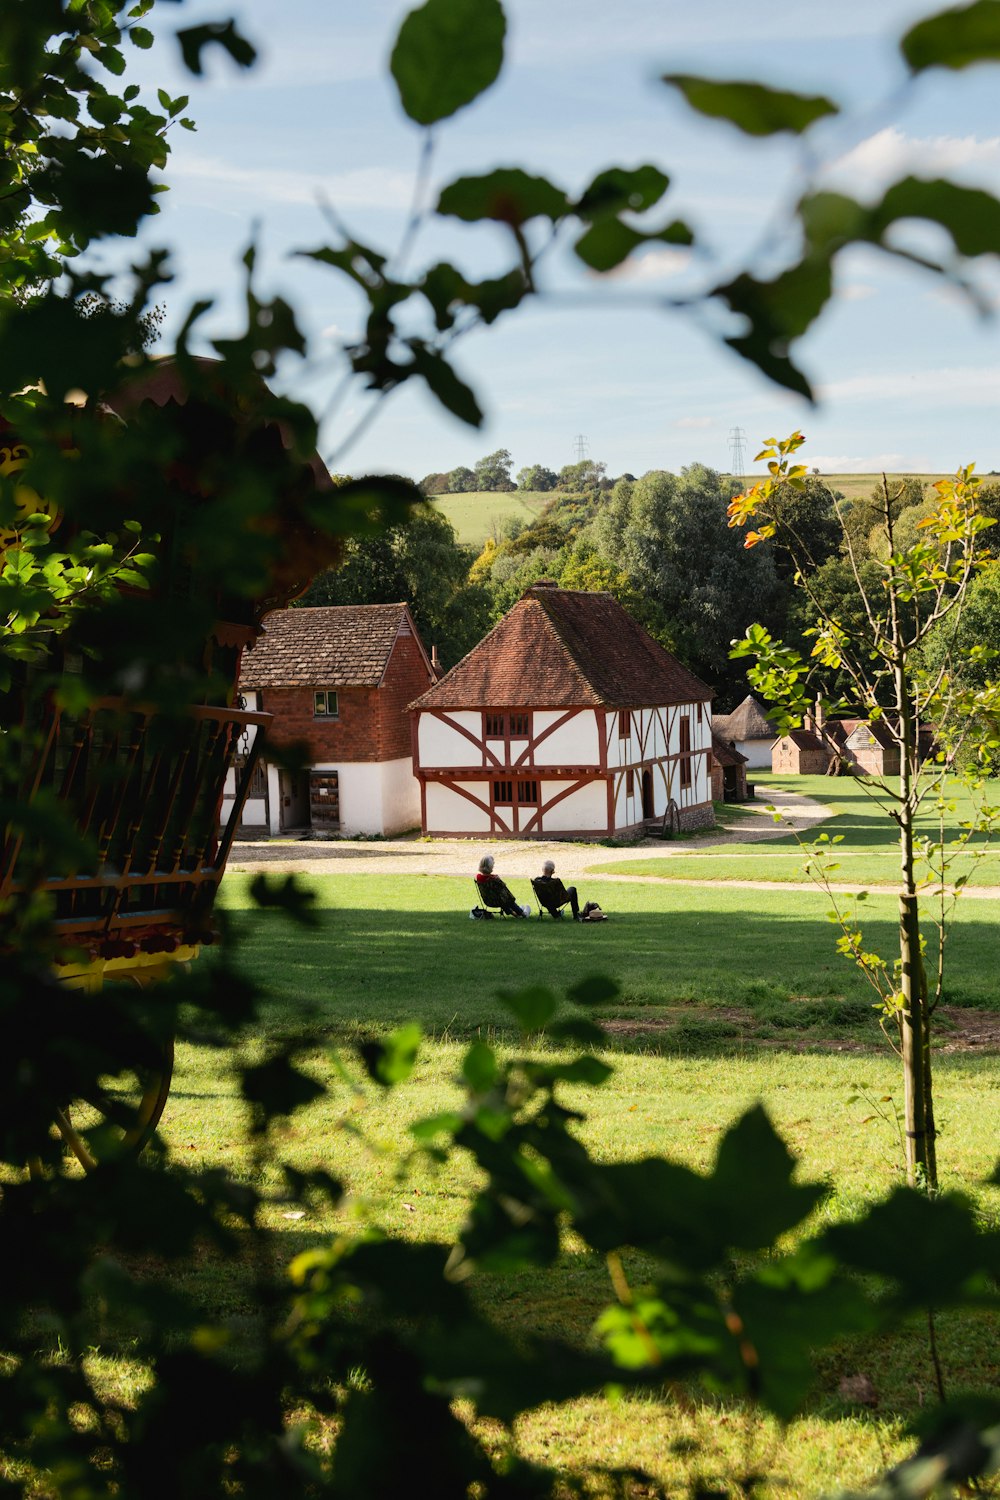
711;732;748;767
240;604;415;687
409;585;712;710
783;729;831;753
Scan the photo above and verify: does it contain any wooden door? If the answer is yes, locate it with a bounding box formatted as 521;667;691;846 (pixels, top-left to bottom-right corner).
310;771;340;830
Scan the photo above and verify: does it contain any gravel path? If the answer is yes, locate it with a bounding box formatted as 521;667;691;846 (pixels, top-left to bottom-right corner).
225;787;831;880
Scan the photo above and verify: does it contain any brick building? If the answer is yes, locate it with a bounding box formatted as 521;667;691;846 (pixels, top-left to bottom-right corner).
409;581;714;838
225;603;435;836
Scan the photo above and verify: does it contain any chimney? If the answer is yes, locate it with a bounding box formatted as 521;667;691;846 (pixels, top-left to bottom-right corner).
815;695;825;731
431;644;441;675
803;707;814;734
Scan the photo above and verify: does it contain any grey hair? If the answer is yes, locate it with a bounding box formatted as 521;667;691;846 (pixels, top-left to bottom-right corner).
542;860;555;875
478;854;494;875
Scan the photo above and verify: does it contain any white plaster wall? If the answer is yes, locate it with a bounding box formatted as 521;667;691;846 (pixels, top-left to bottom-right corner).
267;763;281;836
418;710;483;767
310;761;379;837
736;737;774;769
533;711;600;767
426;780;490;833
239;797;267;827
543;779;607;832
378;757;420;834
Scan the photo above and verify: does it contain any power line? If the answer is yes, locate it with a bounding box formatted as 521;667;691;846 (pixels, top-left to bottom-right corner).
573;433;589;463
728;425;748;486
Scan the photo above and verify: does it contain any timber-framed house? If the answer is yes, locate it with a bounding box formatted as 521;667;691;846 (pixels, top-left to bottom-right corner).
408;581;714;839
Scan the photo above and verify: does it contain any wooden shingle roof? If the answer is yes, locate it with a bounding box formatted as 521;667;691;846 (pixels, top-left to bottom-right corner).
410;583;712;710
241;604;415;688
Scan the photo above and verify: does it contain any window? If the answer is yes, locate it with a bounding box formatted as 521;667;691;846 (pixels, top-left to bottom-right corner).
493;780;513;804
517;780;538;805
626;768;635;797
679;716;692;788
618;709;632;739
484;712;530;737
314;690;339;717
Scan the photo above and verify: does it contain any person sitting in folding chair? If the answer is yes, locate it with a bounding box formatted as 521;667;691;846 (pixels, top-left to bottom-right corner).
475;854;529;918
532;859;604;921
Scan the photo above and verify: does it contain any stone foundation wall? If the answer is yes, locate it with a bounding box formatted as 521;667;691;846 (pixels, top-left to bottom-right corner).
678;799;714;832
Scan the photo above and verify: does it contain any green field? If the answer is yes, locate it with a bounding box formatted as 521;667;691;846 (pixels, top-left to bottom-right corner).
593;774;1000;888
430;477;954;551
148;866;1000;1495
429;489;552;546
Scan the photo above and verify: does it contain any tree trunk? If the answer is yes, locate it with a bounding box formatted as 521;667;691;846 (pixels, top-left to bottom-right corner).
897;670;937;1191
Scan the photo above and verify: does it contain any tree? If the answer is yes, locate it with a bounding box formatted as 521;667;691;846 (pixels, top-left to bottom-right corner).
590;466;782;690
473;447;515;491
300;506;492;668
446;464;476;492
516;463;556;491
418;470;451;495
731;434;999;1192
556;458;607;493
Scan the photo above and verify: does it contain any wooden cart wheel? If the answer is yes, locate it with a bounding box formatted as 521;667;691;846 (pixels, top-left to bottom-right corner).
54;1037;175;1171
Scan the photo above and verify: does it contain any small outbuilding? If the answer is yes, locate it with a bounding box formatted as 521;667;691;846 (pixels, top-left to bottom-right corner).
712;694;776;768
771;727;835;776
710;733;749;802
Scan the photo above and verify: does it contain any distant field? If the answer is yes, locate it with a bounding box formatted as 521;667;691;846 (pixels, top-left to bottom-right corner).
804;472;949;503
432;477;963;551
429;489;551;547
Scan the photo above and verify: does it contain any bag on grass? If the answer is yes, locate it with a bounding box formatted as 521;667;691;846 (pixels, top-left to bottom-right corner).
470;907;494;920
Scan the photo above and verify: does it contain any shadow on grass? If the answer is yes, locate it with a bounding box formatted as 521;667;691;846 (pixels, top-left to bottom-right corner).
221;902;1000;1050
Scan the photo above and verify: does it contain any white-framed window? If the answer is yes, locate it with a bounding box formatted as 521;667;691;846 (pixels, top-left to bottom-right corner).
314;690;339;717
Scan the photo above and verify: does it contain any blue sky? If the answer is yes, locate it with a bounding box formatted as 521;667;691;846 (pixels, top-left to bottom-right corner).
104;0;1000;479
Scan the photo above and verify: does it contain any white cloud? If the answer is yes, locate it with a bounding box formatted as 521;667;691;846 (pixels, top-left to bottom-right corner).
320;322;343;340
820;365;1000;405
168;155;414;210
808;453;910;473
674;415;713;428
603;245;692;282
822;127;1000;200
840;282;876;302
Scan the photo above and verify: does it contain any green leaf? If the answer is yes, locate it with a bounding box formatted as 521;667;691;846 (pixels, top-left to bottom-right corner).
462;1041;497;1093
437;168;568;226
129;25;153;48
567;975;620;1007
575;165;670;220
391;0;506;126
358;1023;422;1087
874;177;1000;258
177;21;257;76
499;984;558;1033
662;75;838;136
408;343;483;426
575;218;643;273
902;0;1000;72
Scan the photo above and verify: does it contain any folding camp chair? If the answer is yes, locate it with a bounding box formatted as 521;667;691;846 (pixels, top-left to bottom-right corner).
531;876;572;919
474;876;521;918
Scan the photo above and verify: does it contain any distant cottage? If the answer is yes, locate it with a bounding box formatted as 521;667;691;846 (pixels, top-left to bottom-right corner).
712;694;776;769
408;581;714;839
226;603;435;836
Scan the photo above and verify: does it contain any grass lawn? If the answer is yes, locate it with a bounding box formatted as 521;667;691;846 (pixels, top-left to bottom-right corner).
173;866;1000;1493
429;489;552;546
591;774;1000;888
